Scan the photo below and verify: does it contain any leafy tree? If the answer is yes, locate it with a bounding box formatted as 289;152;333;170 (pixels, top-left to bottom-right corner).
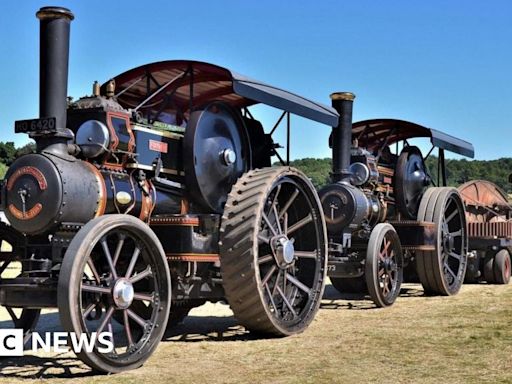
0;142;17;165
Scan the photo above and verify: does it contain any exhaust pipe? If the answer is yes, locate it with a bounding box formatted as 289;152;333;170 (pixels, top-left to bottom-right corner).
330;92;355;182
35;6;74;152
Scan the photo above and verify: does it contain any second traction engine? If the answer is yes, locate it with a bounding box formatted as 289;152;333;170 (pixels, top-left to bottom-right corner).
320;147;387;243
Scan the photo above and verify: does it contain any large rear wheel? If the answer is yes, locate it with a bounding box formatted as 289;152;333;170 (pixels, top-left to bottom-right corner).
220;167;327;336
416;187;467;295
58;215;171;373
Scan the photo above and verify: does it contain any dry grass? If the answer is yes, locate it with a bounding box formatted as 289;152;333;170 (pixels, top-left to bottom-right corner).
0;282;510;383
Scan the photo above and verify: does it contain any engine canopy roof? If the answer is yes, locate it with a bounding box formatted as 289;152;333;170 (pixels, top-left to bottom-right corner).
101;60;339;126
352;119;475;158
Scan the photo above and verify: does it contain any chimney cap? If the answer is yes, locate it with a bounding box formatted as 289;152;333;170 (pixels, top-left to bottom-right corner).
36;6;74;21
330;92;355;101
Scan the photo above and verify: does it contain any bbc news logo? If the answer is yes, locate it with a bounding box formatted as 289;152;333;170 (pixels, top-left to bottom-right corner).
0;330;114;356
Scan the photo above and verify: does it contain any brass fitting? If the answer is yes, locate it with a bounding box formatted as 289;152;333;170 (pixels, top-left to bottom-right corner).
92;81;100;97
330;92;356;101
106;80;116;98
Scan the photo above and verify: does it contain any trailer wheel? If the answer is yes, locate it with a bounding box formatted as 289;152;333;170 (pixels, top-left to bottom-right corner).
330;276;367;294
220;167;327;336
365;223;403;307
483;254;495;283
416;187;467;295
58;215;171;373
0;223;40;346
493;249;511;284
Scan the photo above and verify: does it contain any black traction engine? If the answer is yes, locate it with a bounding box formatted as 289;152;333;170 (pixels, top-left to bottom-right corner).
320;93;474;307
0;6;337;373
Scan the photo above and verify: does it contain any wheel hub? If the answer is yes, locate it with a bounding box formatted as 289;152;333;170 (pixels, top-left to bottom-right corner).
112;278;134;309
222;148;237;165
382;257;396;272
443;232;454;251
273;236;295;267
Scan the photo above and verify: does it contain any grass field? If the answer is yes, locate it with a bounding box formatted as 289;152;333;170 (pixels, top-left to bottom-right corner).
0;281;510;383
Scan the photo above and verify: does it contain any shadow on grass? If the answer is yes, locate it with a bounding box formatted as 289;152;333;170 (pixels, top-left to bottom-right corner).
0;310;259;379
0;353;96;380
162;314;258;342
320;283;426;310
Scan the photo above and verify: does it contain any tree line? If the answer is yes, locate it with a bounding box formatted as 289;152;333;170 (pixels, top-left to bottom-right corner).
0;141;510;194
288;156;512;193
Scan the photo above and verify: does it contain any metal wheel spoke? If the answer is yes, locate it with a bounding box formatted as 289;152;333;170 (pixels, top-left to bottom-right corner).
133;292;155;302
287;214;313;235
258;233;270;244
101;239;118;279
83;303;96;318
112;234;126;266
445;209;458;224
125;247;141;278
130;265;152;283
97;306;115;334
127;308;147;328
444;262;457;279
270;184;282;211
264;283;279;318
272;204;283;235
123;310;134;347
82;284;111;294
380;238;391;260
261;265;277;286
272;269;282;296
262;212;278;237
294;250;317;259
285;273;311;296
87;259;101;283
276;285;297;317
258;254;274;264
449;229;462;237
448;251;462;261
107;321;114;350
279;188;299;220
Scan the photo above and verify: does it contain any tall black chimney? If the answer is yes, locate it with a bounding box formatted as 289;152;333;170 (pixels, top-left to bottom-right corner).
330;92;355;182
35;6;74;151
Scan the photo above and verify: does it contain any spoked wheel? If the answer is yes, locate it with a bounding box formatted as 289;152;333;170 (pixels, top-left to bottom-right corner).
416;187;468;295
365;223;403;307
330;276;367;294
58;215;171;373
394;146;430;219
220;167;327;336
0;223;40;346
493;249;511;285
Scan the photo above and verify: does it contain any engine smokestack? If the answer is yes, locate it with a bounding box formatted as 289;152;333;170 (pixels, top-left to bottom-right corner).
330;92;355;182
35;6;74;151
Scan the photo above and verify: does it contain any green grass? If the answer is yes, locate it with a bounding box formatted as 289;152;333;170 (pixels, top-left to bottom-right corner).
0;282;511;383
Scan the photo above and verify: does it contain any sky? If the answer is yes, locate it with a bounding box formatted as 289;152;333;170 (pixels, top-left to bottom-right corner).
0;0;510;160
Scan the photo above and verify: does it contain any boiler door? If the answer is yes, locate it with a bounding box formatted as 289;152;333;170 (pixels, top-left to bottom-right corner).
4;154;63;235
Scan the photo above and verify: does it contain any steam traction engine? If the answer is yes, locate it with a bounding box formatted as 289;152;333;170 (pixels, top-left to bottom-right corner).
320;93;475;307
0;7;338;372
